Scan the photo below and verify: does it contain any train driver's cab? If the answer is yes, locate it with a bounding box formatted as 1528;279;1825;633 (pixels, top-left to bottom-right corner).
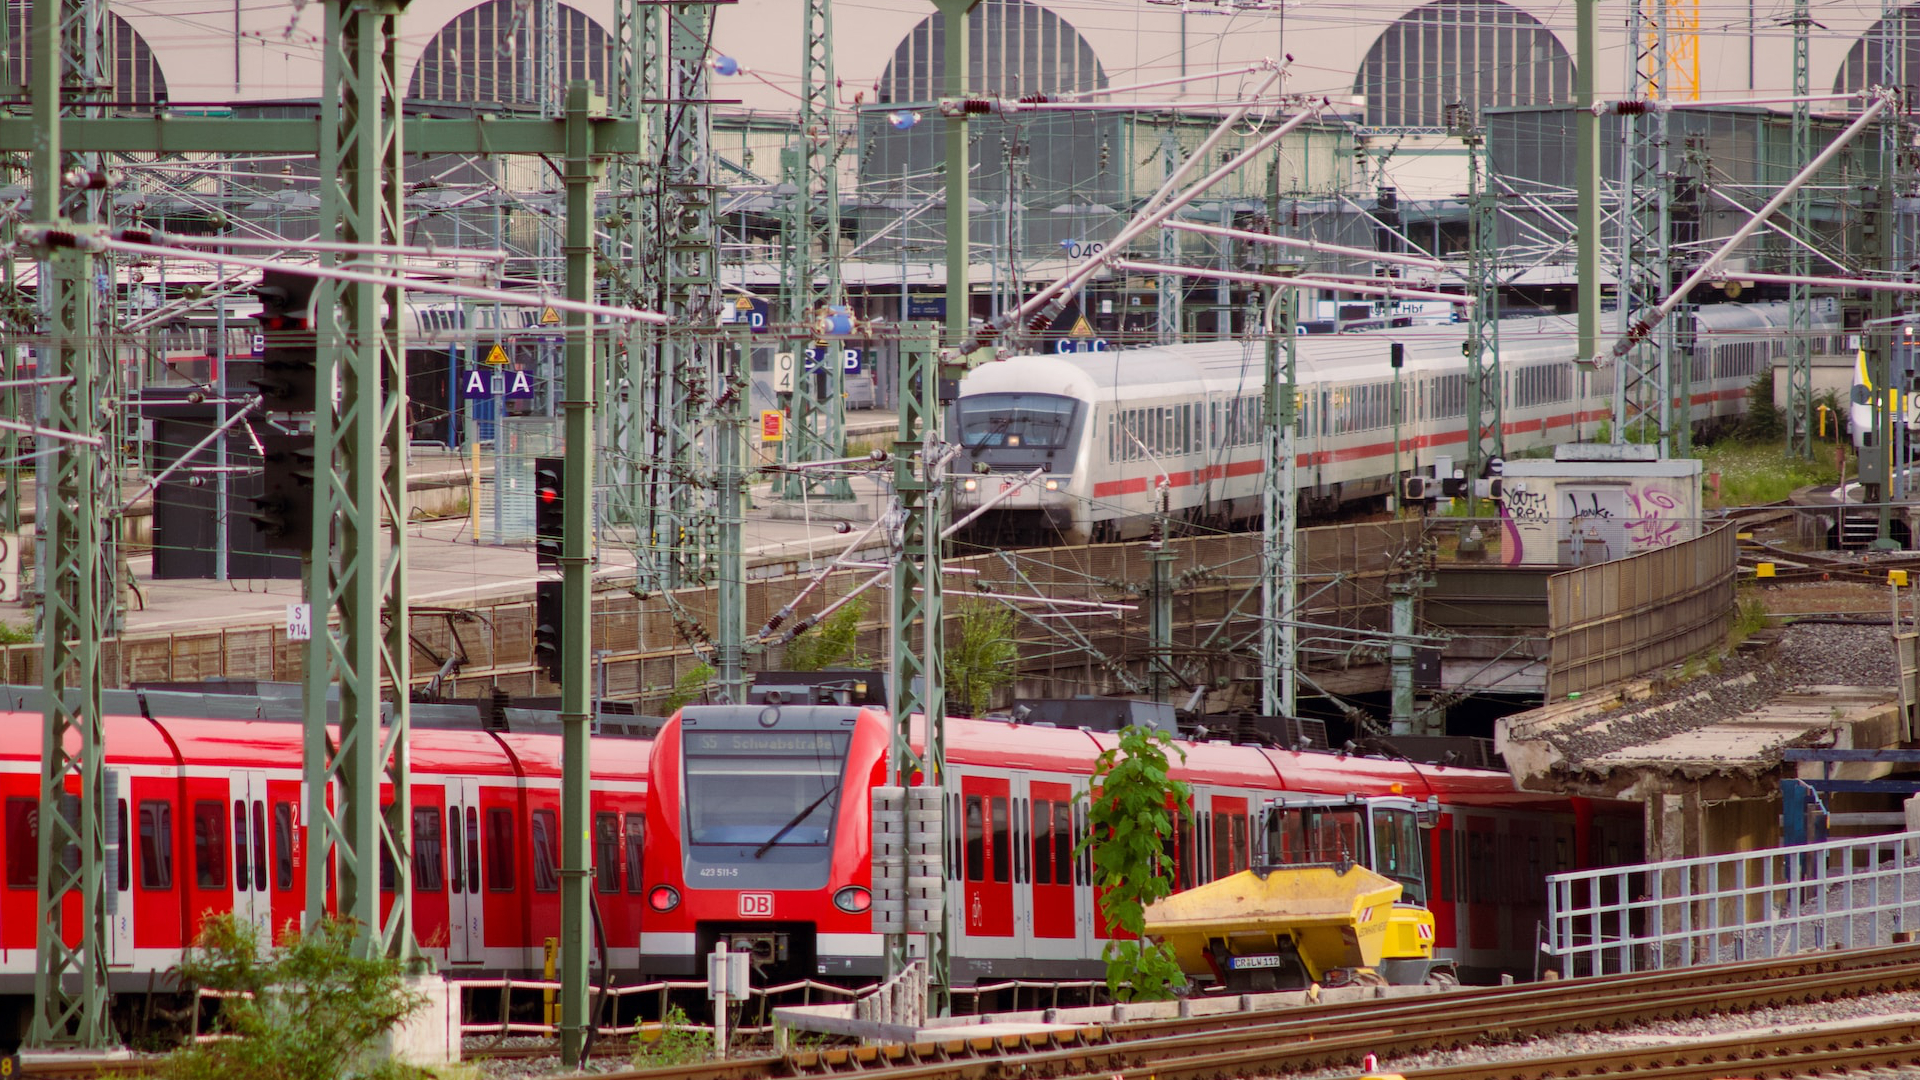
951;391;1083;535
1255;793;1437;906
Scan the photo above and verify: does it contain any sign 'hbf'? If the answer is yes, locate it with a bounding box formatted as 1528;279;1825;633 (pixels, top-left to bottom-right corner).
460;368;536;400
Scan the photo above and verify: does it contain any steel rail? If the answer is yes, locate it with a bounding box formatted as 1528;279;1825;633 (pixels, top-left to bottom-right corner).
594;945;1920;1080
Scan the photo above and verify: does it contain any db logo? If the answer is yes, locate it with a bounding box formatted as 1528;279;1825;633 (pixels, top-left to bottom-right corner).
738;893;774;918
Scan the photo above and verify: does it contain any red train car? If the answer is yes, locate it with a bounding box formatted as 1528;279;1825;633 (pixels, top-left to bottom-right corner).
0;691;650;1017
640;705;1641;987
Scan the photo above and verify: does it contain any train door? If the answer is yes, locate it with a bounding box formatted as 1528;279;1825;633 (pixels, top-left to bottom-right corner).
1464;813;1498;956
105;768;132;968
1206;793;1251;883
1020;776;1084;961
956;773;1015;961
230;771;271;943
444;777;484;965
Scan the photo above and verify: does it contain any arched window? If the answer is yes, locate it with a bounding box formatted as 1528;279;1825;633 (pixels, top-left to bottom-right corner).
860;0;1116;265
5;3;168;108
1833;6;1920;106
1356;0;1573;127
408;0;611;106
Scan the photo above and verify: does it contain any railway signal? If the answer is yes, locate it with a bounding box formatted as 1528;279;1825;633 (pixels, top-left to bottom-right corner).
535;579;563;684
534;456;563;569
247;434;316;552
248;269;318;413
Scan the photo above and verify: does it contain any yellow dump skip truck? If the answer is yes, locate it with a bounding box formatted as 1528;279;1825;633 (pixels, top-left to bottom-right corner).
1143;793;1455;992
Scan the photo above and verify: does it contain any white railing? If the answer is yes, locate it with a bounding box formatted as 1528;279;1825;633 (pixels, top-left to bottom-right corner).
1544;830;1920;977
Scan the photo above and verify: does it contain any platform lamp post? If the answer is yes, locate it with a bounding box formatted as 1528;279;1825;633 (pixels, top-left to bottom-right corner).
933;0;981;345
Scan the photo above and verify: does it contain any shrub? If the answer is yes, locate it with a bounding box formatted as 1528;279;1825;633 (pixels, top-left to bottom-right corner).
785;594;870;671
946;601;1019;717
166;915;426;1080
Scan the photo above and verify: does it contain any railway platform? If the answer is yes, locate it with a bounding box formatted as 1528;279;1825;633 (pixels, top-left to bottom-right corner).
0;409;906;638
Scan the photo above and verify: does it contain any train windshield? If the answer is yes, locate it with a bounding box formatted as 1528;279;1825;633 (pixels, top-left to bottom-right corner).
1265;804;1365;867
682;730;852;849
957;393;1078;449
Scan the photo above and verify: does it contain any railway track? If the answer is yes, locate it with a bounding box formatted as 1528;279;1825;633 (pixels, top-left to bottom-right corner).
593;943;1920;1080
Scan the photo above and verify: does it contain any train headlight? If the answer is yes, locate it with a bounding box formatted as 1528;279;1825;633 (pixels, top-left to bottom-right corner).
833;885;872;913
1044;478;1059;491
962;478;978;492
647;884;681;912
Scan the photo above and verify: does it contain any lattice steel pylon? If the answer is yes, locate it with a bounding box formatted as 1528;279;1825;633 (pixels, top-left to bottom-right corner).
26;0;114;1047
1157;130;1182;344
1786;0;1814;458
779;0;851;503
641;2;723;595
1456;114;1503;513
602;0;664;526
887;321;947;1010
303;0;420;965
1614;0;1677;454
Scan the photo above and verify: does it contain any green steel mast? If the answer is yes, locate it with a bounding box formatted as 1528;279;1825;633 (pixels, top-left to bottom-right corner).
26;0;113;1046
779;0;852;502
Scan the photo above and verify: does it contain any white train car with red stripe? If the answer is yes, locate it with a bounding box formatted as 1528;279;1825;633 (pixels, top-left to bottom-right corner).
951;301;1839;544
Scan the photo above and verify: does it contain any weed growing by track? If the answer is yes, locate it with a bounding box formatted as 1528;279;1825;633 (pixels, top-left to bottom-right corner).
1696;439;1840;507
629;1005;712;1069
1078;725;1190;1001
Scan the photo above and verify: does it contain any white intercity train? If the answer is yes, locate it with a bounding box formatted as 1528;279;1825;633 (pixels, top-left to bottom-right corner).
951;301;1841;544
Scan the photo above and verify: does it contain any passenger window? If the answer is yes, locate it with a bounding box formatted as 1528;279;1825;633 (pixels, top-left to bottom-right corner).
1211;811;1231;880
531;810;559;893
251;800;266;893
6;797;36;888
466;808;482;894
378;804;396;892
1032;802;1052;886
193;800;227;890
232;800;249;890
624;814;645;895
272;802;294;891
989;798;1009;884
140;801;174;890
964;796;984;882
413;807;444;893
448;805;464;895
594;813;620;893
1051;800;1072;885
485;808;516;891
116;800;129;891
625;810;648;895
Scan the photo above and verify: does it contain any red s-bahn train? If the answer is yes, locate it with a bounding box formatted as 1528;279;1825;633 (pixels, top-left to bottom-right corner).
0;689;652;1017
640;703;1643;989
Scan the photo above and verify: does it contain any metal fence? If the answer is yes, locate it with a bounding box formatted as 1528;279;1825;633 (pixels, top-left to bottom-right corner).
1543;830;1920;977
1545;521;1736;700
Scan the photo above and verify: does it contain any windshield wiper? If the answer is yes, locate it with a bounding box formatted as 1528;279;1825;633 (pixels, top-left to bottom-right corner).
753;783;840;859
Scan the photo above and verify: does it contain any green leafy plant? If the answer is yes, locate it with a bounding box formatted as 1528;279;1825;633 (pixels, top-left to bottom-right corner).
1076;725;1191;1001
1739;370;1785;441
630;1004;713;1069
947;601;1019;717
785;594;869;671
661;662;715;712
0;620;30;645
166;914;426;1080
